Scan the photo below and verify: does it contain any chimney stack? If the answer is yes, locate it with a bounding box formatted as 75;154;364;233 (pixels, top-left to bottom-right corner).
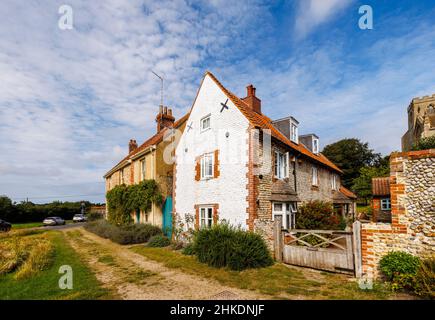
156;105;175;132
242;84;261;114
129;139;138;153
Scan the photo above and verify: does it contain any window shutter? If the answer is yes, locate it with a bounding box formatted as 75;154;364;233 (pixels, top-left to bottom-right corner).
213;150;220;178
195;157;201;181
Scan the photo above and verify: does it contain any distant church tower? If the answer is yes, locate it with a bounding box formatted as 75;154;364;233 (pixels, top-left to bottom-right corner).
401;94;435;151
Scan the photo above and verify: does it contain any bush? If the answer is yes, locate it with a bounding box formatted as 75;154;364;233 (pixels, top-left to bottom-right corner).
182;243;196;256
414;257;435;299
147;235;171;247
193;223;273;271
296;200;341;230
412;136;435;151
380;251;421;291
87;211;103;221
84;220;162;245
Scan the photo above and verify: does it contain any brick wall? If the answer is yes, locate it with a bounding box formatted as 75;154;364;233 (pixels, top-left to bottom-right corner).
361;149;435;279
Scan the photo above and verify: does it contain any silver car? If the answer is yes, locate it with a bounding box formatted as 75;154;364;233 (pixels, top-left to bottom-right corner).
72;214;87;223
43;217;65;226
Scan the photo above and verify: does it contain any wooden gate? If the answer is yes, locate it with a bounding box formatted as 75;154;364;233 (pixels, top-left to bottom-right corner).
274;219;362;277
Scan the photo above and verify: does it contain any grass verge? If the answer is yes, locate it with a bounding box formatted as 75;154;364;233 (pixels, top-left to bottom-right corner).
0;231;114;300
131;246;390;299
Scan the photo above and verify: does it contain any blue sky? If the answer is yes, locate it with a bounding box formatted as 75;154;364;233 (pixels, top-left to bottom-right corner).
0;0;434;203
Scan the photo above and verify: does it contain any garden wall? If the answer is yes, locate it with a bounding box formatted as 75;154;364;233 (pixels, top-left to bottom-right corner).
361;149;435;279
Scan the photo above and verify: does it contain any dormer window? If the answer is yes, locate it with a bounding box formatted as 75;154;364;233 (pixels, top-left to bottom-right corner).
200;115;211;132
290;121;298;143
312;138;319;154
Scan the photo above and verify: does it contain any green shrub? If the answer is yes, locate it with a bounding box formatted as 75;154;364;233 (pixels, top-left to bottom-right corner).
182;243;196;255
193;223;273;271
414;257;435;299
412;136;435;151
380;251;421;291
84;220;162;245
87;211;103;221
106;180;162;226
296;200;341;230
147;235;171;247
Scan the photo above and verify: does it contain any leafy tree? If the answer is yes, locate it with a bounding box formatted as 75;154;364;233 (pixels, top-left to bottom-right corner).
295;200;341;230
322;138;381;188
0;195;15;220
352;165;389;205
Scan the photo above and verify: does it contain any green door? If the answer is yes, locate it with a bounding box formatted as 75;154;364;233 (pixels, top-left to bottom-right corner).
135;209;140;224
162;197;173;238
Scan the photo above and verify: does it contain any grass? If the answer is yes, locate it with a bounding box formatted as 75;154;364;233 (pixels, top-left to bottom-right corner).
0;231;114;300
11;220;74;230
131;246;390;299
12;222;43;230
357;204;370;213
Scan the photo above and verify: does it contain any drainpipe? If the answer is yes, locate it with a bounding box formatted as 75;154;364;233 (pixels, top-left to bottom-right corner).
293;154;299;194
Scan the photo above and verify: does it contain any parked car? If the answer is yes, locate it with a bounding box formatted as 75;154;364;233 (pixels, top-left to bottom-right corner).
72;214;87;223
0;219;11;232
43;217;65;226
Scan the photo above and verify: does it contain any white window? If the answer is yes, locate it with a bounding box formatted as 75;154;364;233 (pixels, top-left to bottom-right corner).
290;122;298;143
200;207;213;228
274;151;289;179
200;115;211;132
272;202;297;230
312;138;319;154
381;198;391;211
200;153;214;179
331;174;337;190
312;166;318;186
140;159;146;181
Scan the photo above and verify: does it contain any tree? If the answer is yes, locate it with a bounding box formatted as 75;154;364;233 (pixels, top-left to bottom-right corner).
352;165;389;205
0;195;15;220
322;138;381;188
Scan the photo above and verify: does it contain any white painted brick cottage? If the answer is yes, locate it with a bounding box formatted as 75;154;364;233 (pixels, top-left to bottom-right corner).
174;71;356;232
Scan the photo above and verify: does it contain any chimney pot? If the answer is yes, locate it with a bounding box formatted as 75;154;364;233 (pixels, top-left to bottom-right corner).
242;84;261;114
129;139;138;153
156;106;175;132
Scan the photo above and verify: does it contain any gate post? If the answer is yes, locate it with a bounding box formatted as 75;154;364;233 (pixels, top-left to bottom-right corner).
352;221;363;278
274;217;283;262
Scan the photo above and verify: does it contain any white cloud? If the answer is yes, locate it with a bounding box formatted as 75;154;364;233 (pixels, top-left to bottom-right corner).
0;0;266;202
295;0;354;38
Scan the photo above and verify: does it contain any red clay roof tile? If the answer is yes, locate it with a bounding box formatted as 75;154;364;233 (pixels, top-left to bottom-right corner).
372;177;390;196
205;71;343;173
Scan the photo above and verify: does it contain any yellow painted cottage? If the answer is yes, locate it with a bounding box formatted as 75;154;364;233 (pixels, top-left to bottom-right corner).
104;106;188;230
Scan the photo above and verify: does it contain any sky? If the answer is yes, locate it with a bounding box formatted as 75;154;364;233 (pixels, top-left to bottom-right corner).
0;0;434;204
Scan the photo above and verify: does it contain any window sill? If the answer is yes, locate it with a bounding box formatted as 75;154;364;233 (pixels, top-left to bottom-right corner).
200;128;211;133
311;185;319;191
200;176;213;181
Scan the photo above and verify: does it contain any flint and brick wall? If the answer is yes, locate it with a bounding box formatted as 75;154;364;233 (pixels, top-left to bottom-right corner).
361;149;435;279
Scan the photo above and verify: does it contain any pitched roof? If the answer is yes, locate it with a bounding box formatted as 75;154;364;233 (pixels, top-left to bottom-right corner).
372;177;390;196
205;71;343;173
104;113;189;177
339;186;357;199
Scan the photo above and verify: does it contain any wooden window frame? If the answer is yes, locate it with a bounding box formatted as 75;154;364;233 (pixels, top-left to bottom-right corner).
200;114;211;132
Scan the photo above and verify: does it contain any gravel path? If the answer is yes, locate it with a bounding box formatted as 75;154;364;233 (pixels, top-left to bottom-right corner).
62;228;271;300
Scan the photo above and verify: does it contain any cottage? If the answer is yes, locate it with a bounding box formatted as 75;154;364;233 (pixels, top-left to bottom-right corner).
371;177;391;223
104;106;188;231
174;72;356;232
